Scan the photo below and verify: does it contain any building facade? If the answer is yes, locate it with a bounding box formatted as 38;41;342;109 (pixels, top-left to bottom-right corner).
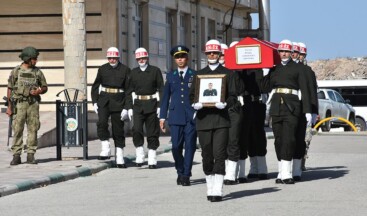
0;0;258;110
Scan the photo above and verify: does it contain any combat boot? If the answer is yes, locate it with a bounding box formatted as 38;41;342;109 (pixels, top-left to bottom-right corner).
10;154;21;166
26;153;38;164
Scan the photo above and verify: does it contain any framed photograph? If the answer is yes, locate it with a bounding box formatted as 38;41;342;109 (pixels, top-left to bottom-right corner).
236;44;261;64
194;74;227;107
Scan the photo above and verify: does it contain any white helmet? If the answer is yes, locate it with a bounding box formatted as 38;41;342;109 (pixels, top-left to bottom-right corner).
229;41;239;47
205;39;221;53
292;42;300;53
135;47;149;59
220;43;228;55
298;42;307;54
106;47;120;58
278;39;292;52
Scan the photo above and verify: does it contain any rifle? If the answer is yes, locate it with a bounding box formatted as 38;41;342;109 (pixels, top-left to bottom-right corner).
3;96;13;148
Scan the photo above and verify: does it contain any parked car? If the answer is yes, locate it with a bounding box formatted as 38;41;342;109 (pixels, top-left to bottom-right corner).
317;88;356;132
264;88;356;132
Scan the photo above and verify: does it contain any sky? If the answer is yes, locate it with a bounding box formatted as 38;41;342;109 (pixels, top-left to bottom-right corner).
252;0;367;61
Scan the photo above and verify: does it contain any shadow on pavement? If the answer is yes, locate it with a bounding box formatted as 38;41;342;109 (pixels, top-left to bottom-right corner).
302;166;349;181
190;178;206;186
224;187;281;201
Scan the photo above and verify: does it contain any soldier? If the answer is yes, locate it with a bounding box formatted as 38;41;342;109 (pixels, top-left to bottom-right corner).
261;39;311;184
189;39;238;202
7;47;48;165
126;47;164;169
203;83;217;96
295;42;318;174
240;67;269;181
160;45;197;186
220;43;245;185
91;47;130;168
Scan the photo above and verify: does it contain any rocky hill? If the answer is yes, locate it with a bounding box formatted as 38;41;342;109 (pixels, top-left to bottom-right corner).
308;57;367;80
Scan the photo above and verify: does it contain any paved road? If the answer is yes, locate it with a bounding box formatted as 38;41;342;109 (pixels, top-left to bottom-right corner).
0;135;366;216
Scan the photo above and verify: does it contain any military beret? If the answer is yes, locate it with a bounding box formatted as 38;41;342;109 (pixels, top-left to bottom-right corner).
170;45;189;57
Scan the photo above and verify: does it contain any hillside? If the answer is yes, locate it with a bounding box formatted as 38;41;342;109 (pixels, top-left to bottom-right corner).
308;57;367;80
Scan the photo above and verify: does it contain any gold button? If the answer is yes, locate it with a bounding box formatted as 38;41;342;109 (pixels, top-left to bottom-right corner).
181;101;184;103
181;88;184;91
181;82;184;85
181;95;184;97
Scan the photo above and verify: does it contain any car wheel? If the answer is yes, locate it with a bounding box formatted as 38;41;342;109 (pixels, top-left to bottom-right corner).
321;112;331;132
344;115;355;131
355;118;367;132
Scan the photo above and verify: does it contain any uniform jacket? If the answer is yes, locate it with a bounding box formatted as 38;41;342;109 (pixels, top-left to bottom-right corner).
160;68;196;125
189;64;238;130
240;69;263;97
8;65;48;101
91;62;131;112
203;89;217;96
261;60;311;116
127;65;164;114
300;63;319;114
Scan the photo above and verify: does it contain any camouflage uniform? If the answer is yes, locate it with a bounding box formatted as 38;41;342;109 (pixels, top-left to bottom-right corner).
8;60;47;156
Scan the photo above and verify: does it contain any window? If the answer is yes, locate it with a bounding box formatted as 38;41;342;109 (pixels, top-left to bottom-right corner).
334;91;345;103
318;91;326;99
327;91;336;101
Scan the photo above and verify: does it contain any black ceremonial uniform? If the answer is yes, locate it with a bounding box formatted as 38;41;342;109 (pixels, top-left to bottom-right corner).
91;62;131;148
262;60;311;162
240;69;268;175
294;63;318;160
189;64;237;175
226;71;244;162
127;65;164;150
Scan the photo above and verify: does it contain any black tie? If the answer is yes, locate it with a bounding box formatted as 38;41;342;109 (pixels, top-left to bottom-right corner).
179;71;184;81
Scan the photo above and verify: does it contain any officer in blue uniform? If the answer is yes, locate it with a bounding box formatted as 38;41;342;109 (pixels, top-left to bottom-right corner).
160;45;197;186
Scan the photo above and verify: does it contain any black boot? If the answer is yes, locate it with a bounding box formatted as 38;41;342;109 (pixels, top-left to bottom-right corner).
26;153;38;164
10;154;21;166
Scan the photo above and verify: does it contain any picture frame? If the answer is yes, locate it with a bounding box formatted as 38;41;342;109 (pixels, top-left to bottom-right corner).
194;74;227;107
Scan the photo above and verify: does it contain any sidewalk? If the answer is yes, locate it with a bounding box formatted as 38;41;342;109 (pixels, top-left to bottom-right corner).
0;111;275;198
0;112;173;197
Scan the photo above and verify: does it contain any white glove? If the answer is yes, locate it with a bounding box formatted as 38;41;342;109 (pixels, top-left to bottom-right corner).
120;109;128;121
93;103;98;114
156;108;160;118
215;102;227;109
306;113;312;126
192;103;203;110
128;109;133;121
263;68;270;76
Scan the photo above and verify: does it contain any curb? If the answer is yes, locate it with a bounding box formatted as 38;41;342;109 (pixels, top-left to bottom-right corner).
0;145;173;198
0;135;280;198
0;162;113;198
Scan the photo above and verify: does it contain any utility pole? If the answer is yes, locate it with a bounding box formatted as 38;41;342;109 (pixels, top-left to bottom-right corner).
62;0;87;100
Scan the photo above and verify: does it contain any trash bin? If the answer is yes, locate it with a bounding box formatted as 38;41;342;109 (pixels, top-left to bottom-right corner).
56;88;88;160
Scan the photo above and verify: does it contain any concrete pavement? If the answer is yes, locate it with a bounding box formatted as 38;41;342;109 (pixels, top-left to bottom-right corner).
0;112;174;197
2;111;364;198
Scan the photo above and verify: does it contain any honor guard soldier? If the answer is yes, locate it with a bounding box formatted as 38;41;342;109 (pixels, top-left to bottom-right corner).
220;43;246;185
189;39;238;202
261;39;311;184
160;45;197;186
293;42;318;176
7;47;48;165
240;67;269;181
126;47;164;169
91;47;131;168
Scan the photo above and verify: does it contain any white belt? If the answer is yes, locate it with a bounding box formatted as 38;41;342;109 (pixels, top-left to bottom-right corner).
101;86;124;93
133;92;160;103
266;88;299;105
274;88;298;95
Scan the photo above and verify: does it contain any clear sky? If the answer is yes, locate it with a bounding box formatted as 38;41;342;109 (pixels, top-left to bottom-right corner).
253;0;367;61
